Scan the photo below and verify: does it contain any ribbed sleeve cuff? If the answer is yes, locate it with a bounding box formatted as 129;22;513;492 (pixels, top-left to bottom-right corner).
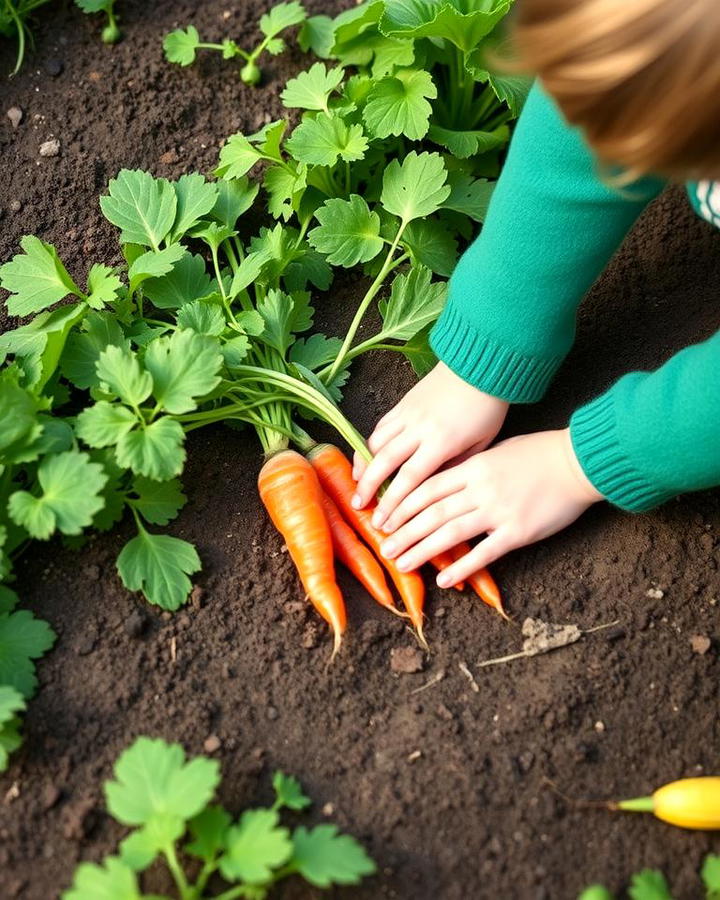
570;392;670;512
429;304;563;403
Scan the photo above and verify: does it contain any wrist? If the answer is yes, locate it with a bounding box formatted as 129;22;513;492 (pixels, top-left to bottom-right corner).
559;428;604;504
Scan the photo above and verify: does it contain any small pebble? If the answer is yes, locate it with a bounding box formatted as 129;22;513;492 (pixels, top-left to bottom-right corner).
594;720;605;733
690;634;711;655
321;802;334;816
159;148;179;165
390;646;425;674
9;200;22;213
646;587;665;600
267;706;278;721
39;138;60;157
203;735;221;753
43;58;63;77
6;107;22;128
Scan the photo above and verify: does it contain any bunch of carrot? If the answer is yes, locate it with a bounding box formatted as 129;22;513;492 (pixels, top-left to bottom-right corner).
258;443;507;658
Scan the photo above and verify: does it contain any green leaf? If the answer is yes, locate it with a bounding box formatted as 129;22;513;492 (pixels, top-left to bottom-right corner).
0;685;25;774
186;805;232;863
308;195;383;268
144;329;223;414
0;370;42;457
116;529;200;610
100;170;178;251
578;888;614;900
379;0;513;53
703;855;720;895
236;310;265;336
381;151;450;224
364;69;436;141
215;134;263;180
285;248;332;293
291;825;376;887
628;870;674;900
118;817;182;872
260;1;306;39
221;335;251;369
441;172;495;223
229;251;272;298
96;345;153;407
281;62;345;112
220;809;293;883
171;174;219;240
0;586;18;615
143;252;215;311
106;734;219;827
264;163;307;222
466;66;532;117
75;0;113;11
163;25;200;66
128;245;187;294
188;221;235;252
62;856;142;900
176;300;225;336
116;418;186;481
130;477;186;526
0;609;56;698
399;324;437;377
0;236;82;316
61;312;130;390
285;114;368;168
402;219;458;276
85;264;123;311
427;123;509;159
379;267;447;342
290;334;342;371
257;290;296;356
76;401;138;448
298;15;335;57
8;450;108;540
272;771;311;811
250;119;287;159
211;178;259;229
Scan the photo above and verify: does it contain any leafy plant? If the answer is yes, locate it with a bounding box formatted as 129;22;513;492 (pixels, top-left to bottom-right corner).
164;1;307;86
0;0;52;74
0;584;55;770
63;736;375;899
74;0;121;44
578;855;720;900
298;0;530;180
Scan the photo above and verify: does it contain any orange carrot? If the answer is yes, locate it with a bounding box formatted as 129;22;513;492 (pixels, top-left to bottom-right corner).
449;541;509;620
258;450;346;658
429;551;465;592
309;444;427;646
320;491;398;615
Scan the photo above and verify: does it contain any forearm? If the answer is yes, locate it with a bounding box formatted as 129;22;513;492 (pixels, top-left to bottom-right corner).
431;82;666;402
570;328;720;511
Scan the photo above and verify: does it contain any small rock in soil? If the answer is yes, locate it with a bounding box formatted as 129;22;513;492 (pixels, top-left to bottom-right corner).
435;703;454;721
522;618;582;655
39;139;60;157
9;200;22;213
83;563;100;581
6;106;22;128
646;587;665;599
203;734;221;753
267;705;278;720
603;625;626;642
390;646;425;674
516;750;535;773
43;58;64;76
159;148;179;164
434;606;446;618
322;802;334;816
42;783;61;811
190;585;205;609
690;634;712;655
124;609;147;639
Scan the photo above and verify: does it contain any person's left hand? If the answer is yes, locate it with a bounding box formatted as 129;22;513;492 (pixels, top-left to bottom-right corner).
377;428;604;586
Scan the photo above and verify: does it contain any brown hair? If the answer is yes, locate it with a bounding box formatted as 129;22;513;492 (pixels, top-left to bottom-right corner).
512;0;720;181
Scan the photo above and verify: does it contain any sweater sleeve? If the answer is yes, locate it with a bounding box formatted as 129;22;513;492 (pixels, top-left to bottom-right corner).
570;330;720;511
430;82;666;402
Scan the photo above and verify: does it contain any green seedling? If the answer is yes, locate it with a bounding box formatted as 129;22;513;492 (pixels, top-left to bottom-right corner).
578;855;720;900
74;0;121;44
0;0;52;74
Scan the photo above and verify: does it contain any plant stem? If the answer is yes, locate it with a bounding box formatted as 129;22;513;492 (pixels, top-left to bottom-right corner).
325;226;407;383
163;843;192;899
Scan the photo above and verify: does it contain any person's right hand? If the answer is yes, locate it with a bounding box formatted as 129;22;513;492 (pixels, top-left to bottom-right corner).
351;362;509;530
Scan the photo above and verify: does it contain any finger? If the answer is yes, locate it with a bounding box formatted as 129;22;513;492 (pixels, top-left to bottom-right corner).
372;446;452;529
374;404;401;431
381;468;466;534
441;439;491;469
367;416;404;455
352;433;419;509
381;492;474;560
390;511;489;572
352;449;369;481
435;529;515;587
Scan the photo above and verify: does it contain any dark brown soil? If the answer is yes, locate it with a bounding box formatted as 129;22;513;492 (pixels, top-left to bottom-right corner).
1;2;720;899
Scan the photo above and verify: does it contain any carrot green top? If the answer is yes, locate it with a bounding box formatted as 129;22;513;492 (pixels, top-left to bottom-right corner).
430;83;720;512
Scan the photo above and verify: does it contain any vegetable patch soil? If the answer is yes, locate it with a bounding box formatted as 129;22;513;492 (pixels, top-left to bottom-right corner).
1;1;719;897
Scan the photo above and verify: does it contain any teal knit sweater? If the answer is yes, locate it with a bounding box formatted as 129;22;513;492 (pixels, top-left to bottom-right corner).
430;83;720;513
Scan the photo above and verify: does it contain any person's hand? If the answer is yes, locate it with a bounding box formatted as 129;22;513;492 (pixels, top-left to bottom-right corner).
351;362;509;529
377;429;604;585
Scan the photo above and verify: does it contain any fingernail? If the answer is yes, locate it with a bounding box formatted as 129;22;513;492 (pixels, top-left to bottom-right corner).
381;521;394;533
372;510;385;529
396;555;410;572
381;540;396;558
351;494;362;509
437;573;452;588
